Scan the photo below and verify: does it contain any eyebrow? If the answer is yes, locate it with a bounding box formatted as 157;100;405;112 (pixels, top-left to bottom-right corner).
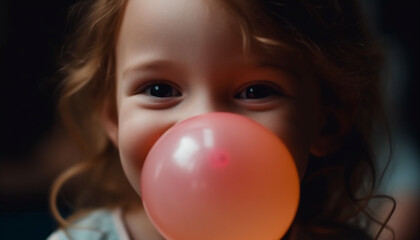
122;59;177;80
252;55;296;69
121;58;299;81
252;58;302;77
255;61;287;70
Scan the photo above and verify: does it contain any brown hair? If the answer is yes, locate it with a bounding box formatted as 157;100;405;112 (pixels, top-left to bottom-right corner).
51;0;392;239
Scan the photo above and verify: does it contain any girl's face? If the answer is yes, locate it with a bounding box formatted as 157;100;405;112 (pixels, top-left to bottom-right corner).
107;0;325;195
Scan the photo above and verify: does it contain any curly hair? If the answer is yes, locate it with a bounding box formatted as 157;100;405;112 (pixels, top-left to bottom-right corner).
51;0;392;239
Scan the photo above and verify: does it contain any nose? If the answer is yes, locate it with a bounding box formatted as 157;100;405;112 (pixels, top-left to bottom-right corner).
175;91;230;124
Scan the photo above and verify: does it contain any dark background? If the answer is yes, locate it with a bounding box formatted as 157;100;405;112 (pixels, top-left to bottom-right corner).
0;0;419;239
0;1;77;239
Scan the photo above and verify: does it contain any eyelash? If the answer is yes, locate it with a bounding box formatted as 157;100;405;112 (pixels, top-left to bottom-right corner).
235;83;283;100
136;81;283;101
137;81;182;98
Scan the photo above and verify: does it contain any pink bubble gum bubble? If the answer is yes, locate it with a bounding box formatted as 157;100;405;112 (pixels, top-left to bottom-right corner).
140;112;300;240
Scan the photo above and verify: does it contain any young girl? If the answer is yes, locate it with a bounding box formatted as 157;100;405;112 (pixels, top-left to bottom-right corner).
49;0;390;239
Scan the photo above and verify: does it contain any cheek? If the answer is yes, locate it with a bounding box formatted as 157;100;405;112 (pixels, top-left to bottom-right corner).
248;106;317;180
118;109;175;194
270;117;312;179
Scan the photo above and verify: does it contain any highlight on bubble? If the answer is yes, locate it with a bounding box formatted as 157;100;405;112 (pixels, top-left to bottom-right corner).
141;112;300;240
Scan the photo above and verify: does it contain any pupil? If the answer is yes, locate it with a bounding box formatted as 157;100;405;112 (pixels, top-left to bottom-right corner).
246;85;270;99
150;84;172;97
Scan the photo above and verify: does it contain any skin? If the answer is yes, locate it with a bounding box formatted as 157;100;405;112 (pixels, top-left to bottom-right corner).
103;0;334;238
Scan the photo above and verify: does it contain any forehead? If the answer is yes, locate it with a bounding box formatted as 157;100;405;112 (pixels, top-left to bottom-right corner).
116;0;305;74
117;0;242;55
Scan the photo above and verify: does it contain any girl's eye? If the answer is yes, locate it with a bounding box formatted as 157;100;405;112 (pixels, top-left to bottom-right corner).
141;83;181;98
235;84;281;99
